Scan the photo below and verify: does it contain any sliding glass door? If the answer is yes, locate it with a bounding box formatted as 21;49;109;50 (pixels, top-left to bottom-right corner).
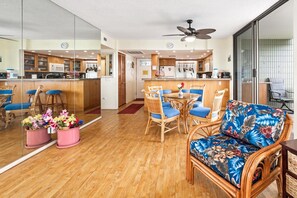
234;0;293;112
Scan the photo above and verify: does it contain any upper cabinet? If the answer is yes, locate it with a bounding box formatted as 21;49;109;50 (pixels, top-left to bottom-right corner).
37;55;48;71
159;58;176;66
24;53;36;71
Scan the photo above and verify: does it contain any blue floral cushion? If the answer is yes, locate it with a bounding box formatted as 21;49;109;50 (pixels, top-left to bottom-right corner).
220;100;286;148
151;108;179;119
190;134;260;188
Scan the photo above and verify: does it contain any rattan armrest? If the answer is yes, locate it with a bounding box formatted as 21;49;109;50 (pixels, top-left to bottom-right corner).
270;90;281;97
187;120;222;141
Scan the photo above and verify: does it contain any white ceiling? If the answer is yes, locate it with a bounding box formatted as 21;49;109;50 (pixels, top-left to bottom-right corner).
27;50;99;60
51;0;280;40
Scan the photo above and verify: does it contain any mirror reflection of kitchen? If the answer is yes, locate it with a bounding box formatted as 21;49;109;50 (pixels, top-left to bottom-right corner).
0;0;101;168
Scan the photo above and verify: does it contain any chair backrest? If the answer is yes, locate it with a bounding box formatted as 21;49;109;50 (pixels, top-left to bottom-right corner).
145;91;163;118
0;85;16;104
30;85;43;115
210;89;226;121
220;100;288;148
190;84;205;103
268;78;286;97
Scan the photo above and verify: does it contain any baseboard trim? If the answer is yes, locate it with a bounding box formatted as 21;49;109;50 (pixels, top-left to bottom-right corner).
0;116;102;174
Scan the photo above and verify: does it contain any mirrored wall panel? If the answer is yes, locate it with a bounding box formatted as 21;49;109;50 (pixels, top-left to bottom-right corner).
0;0;101;168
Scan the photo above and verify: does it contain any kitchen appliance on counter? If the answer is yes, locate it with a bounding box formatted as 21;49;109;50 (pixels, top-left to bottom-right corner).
0;72;7;79
159;66;175;78
221;72;231;78
49;63;64;72
6;69;18;79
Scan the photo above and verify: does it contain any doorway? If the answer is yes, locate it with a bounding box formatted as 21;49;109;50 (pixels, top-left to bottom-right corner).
136;59;151;99
118;52;126;107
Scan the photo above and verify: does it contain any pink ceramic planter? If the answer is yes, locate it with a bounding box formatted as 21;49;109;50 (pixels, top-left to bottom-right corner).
56;127;80;148
26;128;51;148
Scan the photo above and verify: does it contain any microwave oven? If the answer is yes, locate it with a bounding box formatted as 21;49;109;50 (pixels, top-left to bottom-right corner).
49;63;64;72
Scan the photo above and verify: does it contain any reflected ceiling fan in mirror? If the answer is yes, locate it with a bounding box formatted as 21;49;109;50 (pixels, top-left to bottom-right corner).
163;19;216;42
0;35;18;42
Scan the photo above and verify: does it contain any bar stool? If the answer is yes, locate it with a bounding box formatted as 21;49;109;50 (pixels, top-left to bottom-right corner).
26;89;43;113
45;90;65;113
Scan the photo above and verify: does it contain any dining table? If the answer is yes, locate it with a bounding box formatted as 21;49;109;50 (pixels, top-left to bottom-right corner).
163;92;200;133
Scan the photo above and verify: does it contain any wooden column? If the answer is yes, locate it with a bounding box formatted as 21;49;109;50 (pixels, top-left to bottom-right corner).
151;54;159;78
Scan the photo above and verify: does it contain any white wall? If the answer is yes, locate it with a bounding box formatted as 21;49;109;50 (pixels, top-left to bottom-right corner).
0;39;21;72
101;50;119;109
125;54;137;103
293;0;297;139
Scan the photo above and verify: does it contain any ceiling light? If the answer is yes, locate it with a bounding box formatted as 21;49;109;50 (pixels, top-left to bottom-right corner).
142;56;144;58
66;51;69;53
156;50;159;53
48;53;51;55
173;50;176;53
187;55;190;58
48;50;51;52
84;50;87;53
31;50;35;52
160;55;163;58
60;55;63;57
190;50;193;53
91;52;94;55
76;55;79;57
203;53;206;55
207;50;210;53
185;36;196;42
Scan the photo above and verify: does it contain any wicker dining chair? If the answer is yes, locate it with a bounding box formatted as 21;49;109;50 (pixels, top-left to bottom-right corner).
188;89;227;137
144;91;180;142
148;85;172;108
189;84;206;108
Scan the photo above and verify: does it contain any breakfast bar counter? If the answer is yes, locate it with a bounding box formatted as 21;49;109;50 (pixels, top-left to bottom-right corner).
143;78;230;109
0;78;101;112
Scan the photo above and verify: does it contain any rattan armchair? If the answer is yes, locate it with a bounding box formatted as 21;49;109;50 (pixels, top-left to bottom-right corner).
144;91;180;142
186;100;293;198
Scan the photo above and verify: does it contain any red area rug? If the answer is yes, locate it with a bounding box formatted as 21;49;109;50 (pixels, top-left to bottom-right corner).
86;108;101;114
118;104;144;114
134;98;144;101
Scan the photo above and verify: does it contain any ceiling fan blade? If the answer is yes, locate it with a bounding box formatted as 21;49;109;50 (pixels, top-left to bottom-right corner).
177;26;191;34
163;34;185;37
196;28;216;34
196;34;211;39
180;36;187;42
0;37;18;42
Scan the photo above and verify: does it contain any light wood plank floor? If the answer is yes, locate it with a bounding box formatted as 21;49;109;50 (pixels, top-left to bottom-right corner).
0;102;278;197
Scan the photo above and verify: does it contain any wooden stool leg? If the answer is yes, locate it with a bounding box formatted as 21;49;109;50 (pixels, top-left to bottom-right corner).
58;94;65;109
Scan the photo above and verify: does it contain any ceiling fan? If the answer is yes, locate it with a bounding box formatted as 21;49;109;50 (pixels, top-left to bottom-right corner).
163;19;216;42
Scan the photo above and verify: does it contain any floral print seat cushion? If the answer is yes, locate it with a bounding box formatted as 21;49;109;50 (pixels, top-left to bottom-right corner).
190;134;261;188
220;100;286;148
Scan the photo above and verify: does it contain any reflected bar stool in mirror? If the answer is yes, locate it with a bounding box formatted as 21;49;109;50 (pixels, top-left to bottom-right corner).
45;90;65;114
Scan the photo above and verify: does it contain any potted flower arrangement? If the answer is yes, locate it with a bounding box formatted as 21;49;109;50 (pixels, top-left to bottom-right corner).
177;82;185;98
54;110;83;148
22;109;53;148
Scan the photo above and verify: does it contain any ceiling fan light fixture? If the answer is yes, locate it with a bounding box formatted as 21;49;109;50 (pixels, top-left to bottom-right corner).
185;35;195;42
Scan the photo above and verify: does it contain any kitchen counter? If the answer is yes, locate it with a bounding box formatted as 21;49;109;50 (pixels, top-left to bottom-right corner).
0;78;100;81
143;78;230;110
0;78;101;112
143;78;231;81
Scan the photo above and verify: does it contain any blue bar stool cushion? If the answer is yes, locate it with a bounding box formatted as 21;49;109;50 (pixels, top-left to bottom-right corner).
46;90;62;95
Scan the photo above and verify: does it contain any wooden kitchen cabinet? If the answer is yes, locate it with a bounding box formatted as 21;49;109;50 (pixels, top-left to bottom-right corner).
159;58;176;66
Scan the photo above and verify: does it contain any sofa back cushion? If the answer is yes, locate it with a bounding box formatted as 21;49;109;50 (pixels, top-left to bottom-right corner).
220;100;286;148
